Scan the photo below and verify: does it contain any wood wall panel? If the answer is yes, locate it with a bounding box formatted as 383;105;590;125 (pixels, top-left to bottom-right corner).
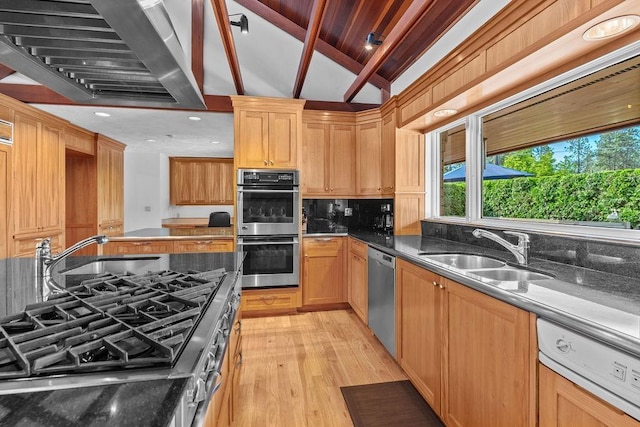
65;154;98;256
485;0;591;71
400;88;431;124
0;147;8;259
394;193;425;235
395;129;424;192
432;54;486;104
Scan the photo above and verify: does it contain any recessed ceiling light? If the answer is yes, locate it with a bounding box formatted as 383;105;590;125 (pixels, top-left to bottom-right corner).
146;139;156;142
211;140;220;144
583;15;640;41
188;116;201;121
434;108;458;117
94;112;110;117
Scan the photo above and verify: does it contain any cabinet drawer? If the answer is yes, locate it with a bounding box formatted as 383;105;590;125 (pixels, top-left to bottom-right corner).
102;240;174;255
99;223;123;237
174;239;234;253
303;236;342;254
13;234;62;258
241;288;299;312
348;237;368;259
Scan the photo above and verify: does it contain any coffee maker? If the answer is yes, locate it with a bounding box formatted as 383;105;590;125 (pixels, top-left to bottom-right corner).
380;203;393;231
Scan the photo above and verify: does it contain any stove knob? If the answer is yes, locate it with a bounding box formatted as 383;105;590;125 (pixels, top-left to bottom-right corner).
189;378;206;406
555;339;571;353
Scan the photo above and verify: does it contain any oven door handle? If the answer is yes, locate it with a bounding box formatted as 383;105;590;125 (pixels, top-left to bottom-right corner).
238;238;299;246
237;188;298;193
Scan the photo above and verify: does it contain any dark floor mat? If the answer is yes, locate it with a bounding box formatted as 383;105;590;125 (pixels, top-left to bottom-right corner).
340;380;444;427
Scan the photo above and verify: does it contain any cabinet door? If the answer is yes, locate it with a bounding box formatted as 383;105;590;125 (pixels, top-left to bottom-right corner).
190;160;208;204
302;237;345;306
170;159;193;205
12;113;40;236
396;259;442;414
237;110;269;168
38;123;65;233
109;148;124;223
381;114;395;195
217;161;234;204
302;122;329;195
356;121;382;195
329;124;356;195
442;278;534;427
347;250;367;324
268;112;297;168
539;364;640;427
0;148;7;259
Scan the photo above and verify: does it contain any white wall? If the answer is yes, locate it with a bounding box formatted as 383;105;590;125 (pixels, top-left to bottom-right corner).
124;152;233;232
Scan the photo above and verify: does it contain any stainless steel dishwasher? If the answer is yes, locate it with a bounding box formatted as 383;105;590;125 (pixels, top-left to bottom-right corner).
368;246;396;357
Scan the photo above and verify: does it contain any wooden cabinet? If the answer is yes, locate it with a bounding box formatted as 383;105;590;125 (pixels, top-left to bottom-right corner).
102;240;174;255
0;145;9;260
232;96;305;169
65;124;94;155
302;237;346;306
396;259;442;413
441;277;535;427
347;238;368;324
11;110;65;256
97;135;124;238
395;259;536;426
356;120;382;195
380;113;396;196
539;364;640;427
302;119;356;196
241;287;300;315
169;157;233;205
173;238;234;253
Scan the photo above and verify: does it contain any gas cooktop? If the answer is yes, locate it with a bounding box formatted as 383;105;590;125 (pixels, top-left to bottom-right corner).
0;268;227;379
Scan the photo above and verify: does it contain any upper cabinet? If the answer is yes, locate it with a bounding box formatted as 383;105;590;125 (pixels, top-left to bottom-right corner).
302;112;356;196
231;96;305;169
97;135;125;237
169;157;234;205
10;107;66;256
356;113;382;196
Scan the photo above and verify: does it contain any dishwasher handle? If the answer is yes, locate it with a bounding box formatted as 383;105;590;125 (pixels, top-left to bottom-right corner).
368;247;395;269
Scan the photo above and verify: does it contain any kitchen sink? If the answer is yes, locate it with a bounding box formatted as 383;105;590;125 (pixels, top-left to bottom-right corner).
59;256;161;275
421;253;506;270
468;268;552;282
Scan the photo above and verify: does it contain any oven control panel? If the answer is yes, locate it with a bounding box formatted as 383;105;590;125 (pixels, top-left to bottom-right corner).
538;319;640;420
237;169;299;185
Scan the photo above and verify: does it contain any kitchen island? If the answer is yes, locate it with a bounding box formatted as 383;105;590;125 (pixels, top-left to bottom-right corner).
0;251;243;427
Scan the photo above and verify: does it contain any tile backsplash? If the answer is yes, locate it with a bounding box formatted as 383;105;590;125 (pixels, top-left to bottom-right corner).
303;199;394;233
421;220;640;280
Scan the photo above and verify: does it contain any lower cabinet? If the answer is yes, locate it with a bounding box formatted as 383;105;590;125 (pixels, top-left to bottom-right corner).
302;237;346;306
102;238;234;255
395;259;536;427
347;237;368;323
539;364;640;427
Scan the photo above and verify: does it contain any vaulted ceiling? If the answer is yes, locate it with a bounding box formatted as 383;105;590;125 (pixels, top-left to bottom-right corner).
0;0;502;155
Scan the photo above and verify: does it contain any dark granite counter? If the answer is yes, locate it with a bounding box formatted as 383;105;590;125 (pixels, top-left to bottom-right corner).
348;231;640;358
0;377;189;427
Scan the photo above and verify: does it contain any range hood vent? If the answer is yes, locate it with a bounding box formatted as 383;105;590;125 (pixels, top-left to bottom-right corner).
0;0;205;109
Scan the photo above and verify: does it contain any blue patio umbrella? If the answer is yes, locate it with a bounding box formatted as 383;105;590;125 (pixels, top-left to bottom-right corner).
443;163;534;182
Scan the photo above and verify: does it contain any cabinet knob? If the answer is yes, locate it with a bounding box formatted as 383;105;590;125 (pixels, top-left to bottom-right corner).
325;187;329;191
377;187;381;190
439;283;445;289
330;187;334;191
270;160;274;165
432;281;438;287
264;160;268;165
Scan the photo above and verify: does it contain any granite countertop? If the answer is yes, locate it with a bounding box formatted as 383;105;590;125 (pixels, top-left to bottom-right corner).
0;377;189;427
108;227;234;241
0;251;242;426
348;231;640;358
161;217;234;228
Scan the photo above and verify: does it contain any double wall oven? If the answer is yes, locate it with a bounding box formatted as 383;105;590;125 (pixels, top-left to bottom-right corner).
236;169;300;289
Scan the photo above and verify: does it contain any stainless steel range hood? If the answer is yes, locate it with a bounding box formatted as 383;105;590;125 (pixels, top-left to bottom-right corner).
0;0;205;109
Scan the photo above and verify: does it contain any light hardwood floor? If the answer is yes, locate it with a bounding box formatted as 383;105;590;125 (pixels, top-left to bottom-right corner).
234;310;407;427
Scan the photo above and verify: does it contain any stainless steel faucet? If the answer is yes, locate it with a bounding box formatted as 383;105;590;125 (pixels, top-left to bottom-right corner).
472;229;530;265
35;235;109;300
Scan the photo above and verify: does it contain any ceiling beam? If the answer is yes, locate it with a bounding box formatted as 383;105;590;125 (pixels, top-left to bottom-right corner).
210;0;244;95
343;0;433;102
234;0;390;92
293;0;328;99
0;84;378;112
0;64;15;80
192;0;205;91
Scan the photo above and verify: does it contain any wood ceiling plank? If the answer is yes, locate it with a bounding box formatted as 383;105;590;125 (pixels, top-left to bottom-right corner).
0;65;14;80
293;0;328;99
343;0;436;102
235;0;390;91
192;0;205;91
210;0;245;95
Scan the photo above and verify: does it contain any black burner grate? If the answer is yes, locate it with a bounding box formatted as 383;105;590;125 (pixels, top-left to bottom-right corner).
0;269;226;379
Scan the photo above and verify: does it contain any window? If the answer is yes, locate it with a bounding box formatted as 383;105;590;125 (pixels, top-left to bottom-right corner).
428;48;640;238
